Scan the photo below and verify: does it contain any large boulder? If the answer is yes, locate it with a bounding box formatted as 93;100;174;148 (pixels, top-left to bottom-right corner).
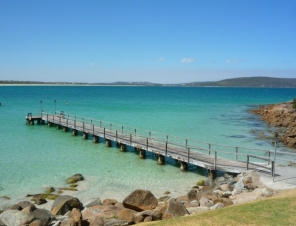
60;208;82;226
85;198;102;208
118;208;137;224
51;195;83;215
0;209;34;226
122;189;158;211
30;209;53;225
6;201;36;211
186;207;209;214
89;216;104;226
199;197;213;208
89;216;105;226
162;198;189;219
82;205;123;221
139;210;162;221
187;189;198;201
102;199;118;206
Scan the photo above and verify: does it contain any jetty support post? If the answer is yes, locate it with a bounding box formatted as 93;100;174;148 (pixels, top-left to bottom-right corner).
106;139;111;147
157;154;165;165
139;149;146;159
93;135;99;143
72;129;78;136
63;126;68;132
180;161;188;171
48;122;52;127
120;143;126;152
83;132;88;140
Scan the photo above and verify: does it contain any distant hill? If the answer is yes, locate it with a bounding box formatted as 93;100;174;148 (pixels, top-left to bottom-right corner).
1;77;296;87
184;77;296;87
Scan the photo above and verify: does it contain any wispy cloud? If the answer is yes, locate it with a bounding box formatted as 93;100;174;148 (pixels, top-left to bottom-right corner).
181;58;195;63
90;62;95;66
157;57;165;61
226;59;244;64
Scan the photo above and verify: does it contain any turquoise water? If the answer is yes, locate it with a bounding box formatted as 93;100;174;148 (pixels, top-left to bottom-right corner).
0;86;295;205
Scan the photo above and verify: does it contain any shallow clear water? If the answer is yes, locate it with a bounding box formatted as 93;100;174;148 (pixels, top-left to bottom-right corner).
0;86;295;205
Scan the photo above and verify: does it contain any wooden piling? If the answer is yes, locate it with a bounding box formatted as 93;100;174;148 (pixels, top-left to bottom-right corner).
157;154;165;165
180;161;188;171
93;135;99;143
72;129;78;136
83;132;88;140
106;139;111;147
139;149;146;159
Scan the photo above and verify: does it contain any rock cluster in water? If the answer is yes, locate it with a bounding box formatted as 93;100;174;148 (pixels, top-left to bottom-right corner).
0;171;277;226
250;100;296;149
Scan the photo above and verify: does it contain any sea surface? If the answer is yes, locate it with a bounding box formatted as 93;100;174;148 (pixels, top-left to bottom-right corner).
0;86;296;207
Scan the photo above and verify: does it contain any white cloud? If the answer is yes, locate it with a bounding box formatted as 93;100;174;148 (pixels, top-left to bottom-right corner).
181;58;195;63
157;57;165;61
226;59;244;64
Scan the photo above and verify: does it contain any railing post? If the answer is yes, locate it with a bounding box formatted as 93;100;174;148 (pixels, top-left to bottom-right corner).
235;147;238;161
268;151;271;165
130;134;132;145
272;161;275;182
135;128;136;137
214;151;217;170
83;122;84;131
165;142;168;156
146;138;148;150
122;126;123;134
272;141;277;182
116;130;118;142
208;144;211;155
74;119;76;129
93;124;94;135
104;128;105;138
186;139;188;149
247;155;249;170
187;148;190;164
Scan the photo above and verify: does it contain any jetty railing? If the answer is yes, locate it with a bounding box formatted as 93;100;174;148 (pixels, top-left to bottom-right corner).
39;111;296;176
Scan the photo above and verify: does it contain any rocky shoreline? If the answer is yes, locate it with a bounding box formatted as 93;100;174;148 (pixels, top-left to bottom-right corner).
250;99;296;149
0;171;279;226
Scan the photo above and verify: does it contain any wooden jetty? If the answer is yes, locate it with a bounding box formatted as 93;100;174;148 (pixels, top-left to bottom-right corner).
26;111;276;179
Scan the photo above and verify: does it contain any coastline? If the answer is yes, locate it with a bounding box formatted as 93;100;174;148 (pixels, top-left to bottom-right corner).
250;100;296;149
2;170;296;225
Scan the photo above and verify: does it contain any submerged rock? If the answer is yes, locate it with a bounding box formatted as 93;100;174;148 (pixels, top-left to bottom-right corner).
66;174;84;184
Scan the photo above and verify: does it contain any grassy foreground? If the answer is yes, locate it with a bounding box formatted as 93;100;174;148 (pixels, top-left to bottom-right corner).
140;189;296;226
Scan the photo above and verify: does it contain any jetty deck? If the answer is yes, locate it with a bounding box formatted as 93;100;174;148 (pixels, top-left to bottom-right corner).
26;112;277;178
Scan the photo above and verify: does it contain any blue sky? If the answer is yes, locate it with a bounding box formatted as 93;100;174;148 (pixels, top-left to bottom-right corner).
0;0;295;83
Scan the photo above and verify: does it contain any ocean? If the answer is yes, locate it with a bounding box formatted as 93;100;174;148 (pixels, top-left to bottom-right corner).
0;86;295;207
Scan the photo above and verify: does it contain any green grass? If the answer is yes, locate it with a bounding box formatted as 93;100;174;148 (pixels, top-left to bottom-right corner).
140;189;296;226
